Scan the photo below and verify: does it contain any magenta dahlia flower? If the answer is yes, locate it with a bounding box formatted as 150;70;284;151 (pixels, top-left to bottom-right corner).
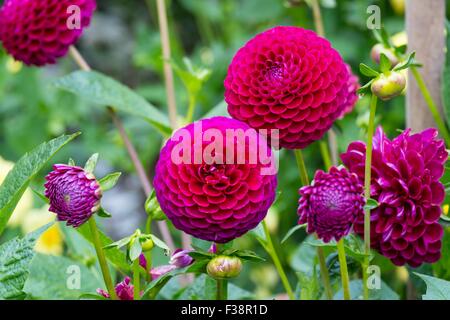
0;0;96;66
341;127;447;267
298;166;365;242
225;26;356;149
339;64;360;118
45;164;102;227
153;116;277;243
97;277;133;300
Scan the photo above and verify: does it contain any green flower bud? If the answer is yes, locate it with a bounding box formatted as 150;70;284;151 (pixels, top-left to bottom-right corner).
371;44;399;67
371;71;406;101
206;255;242;280
145;192;166;221
141;238;154;252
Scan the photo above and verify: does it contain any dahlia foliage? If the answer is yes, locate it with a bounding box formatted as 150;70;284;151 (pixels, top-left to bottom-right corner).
1;0;449;302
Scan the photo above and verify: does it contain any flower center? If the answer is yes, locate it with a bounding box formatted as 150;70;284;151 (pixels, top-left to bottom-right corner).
199;164;230;189
265;62;284;83
64;194;71;205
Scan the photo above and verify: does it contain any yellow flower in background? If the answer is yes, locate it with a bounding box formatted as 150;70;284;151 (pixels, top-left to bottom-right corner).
5;57;22;74
391;31;407;48
390;0;405;16
0;156;33;227
21;206;64;256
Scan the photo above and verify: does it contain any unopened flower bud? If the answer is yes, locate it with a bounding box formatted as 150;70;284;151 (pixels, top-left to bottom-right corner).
371;44;399;67
206;255;242;280
145;194;166;221
141;238;154;252
371;71;406;101
170;249;194;268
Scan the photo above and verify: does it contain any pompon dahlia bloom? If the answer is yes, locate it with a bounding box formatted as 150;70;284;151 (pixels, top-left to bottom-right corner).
339;64;360;118
341;127;448;267
0;0;96;66
97;277;133;300
153;116;277;243
225;26;356;149
298;166;365;242
45;164;102;227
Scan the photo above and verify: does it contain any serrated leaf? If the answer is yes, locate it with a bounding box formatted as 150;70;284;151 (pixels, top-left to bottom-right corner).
53;71;172;136
359;63;379;78
77;224;130;272
415;273;450;300
98;172;121;192
281;224;306;244
0;224;50;299
23;254;102;300
0;133;79;236
84;153;99;173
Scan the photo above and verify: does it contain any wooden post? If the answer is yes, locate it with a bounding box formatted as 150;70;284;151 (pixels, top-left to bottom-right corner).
406;0;446;132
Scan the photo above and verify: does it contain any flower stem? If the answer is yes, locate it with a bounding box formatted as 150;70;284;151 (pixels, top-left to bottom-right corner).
362;94;377;300
410;66;450;147
294;149;333;299
133;259;141;300
262;220;295;300
310;0;325;37
214;243;228;300
88;217;118;300
336;239;351;300
319;140;333;169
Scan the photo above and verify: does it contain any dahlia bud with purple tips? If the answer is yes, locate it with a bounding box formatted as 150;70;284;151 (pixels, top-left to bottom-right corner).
45;164;102;227
97;277;134;300
206;255;243;280
150;265;177;281
170;249;194;268
298;166;365;243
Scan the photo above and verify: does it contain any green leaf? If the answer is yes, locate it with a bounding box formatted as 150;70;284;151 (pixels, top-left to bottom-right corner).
296;270;320;300
128;238;142;261
150;234;170;256
84;153;99;173
53;71;172;136
357;79;374;95
414;273;450;300
204;100;228;118
306;235;369;264
98;172;121;191
188;251;214;261
23;254;102;300
359;63;380;78
96;208;112;218
334;279;399;300
364;198;379;211
233;250;265;262
290;235;318;275
77;224;130;272
31;188;49;204
249;223;268;246
103;235;132;250
281;224;306;244
379;53;391;73
68;158;76;166
393;52;418;71
191;238;212;252
0;133;79;236
0;224;50;299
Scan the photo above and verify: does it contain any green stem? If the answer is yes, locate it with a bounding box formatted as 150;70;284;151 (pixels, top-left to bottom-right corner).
337;239;351;300
294;149;333;299
133;259;140;300
363;94;377;300
88;217;118;300
319;140;333;169
411;66;450;147
214;243;228;300
185;94;196;124
262;220;296;300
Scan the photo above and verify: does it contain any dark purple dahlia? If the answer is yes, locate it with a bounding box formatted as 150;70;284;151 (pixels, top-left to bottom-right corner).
45;164;102;227
225;26;356;149
298;166;365;242
0;0;96;66
341;127;448;267
153;116;277;243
